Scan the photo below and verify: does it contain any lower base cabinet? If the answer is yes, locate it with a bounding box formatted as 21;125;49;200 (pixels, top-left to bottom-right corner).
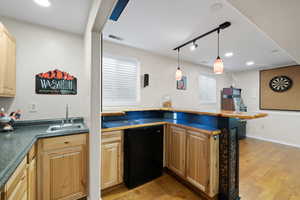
101;131;123;190
27;158;36;200
166;125;219;198
37;134;88;200
4;157;28;200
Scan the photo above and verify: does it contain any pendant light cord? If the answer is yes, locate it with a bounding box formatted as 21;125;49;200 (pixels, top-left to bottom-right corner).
177;49;180;69
217;29;220;57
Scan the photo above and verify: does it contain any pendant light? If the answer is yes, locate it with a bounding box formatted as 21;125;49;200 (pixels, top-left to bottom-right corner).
213;29;224;74
175;49;183;80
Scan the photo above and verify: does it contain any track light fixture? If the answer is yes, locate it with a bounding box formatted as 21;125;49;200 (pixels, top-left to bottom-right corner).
190;41;198;51
173;22;231;74
213;29;224;74
175;49;183;81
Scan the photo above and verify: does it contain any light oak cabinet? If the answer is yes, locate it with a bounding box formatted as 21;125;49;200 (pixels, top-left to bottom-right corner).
27;145;36;200
0;188;3;200
4;157;28;200
0;23;16;97
166;125;219;198
37;134;88;200
186;130;209;192
101;131;123;190
166;126;186;178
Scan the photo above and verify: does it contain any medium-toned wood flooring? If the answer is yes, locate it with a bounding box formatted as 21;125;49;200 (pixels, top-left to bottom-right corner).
239;138;300;200
102;138;300;200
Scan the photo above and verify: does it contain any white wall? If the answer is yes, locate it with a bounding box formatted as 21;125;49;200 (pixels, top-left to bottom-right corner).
0;17;87;120
103;41;233;111
233;70;300;147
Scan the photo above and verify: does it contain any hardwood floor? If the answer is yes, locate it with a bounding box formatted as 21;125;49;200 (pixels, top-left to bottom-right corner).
239;138;300;200
102;174;202;200
102;138;300;200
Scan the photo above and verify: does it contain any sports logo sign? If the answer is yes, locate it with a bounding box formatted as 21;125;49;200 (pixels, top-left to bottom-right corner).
35;69;77;95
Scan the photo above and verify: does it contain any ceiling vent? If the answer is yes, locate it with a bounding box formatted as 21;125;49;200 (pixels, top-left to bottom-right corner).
108;34;124;41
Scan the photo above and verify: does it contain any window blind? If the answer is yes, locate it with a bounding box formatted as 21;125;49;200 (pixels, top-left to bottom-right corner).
198;74;217;103
103;56;139;106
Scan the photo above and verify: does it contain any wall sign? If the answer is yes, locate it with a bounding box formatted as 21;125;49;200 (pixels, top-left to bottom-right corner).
35;69;77;95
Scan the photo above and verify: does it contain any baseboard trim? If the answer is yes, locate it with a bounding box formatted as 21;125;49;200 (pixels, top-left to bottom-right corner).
247;135;300;149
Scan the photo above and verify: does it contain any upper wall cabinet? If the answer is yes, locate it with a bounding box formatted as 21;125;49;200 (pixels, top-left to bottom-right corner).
0;23;16;97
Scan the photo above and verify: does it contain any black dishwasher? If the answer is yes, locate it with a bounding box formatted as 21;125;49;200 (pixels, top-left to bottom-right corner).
124;125;164;189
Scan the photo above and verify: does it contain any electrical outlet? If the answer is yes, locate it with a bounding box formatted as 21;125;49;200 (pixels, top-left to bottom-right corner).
29;103;37;113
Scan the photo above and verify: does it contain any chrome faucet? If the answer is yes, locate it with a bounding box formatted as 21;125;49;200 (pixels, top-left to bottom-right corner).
61;104;71;127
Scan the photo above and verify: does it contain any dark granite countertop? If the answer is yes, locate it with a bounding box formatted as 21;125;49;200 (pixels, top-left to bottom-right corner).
0;118;89;188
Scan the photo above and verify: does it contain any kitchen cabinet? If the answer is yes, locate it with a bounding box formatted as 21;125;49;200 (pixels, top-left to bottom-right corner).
101;131;123;190
27;145;36;200
4;157;28;200
0;23;16;97
186;130;209;192
0;188;3;200
37;134;88;200
166;125;219;197
166;126;186;178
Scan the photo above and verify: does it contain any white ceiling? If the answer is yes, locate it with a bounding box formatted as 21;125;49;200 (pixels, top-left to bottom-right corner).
0;0;92;34
103;0;297;72
226;0;300;64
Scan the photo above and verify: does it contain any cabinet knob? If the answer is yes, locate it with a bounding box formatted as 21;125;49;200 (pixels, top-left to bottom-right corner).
64;141;70;144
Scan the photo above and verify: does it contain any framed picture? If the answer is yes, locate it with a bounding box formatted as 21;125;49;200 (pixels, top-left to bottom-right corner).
177;76;187;90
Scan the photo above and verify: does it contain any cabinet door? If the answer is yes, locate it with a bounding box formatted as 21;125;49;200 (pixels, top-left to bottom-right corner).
4;157;28;200
27;158;36;200
168;126;186;177
101;142;122;189
39;145;87;200
6;173;27;200
186;130;209;192
0;25;16;97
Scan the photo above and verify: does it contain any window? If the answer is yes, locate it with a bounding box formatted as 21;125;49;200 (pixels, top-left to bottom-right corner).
103;55;140;106
198;74;217;104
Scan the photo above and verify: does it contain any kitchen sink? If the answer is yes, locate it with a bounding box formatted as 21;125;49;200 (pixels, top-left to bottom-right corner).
47;123;85;133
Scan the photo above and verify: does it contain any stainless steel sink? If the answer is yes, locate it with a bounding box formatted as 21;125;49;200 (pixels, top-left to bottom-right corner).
47;123;85;133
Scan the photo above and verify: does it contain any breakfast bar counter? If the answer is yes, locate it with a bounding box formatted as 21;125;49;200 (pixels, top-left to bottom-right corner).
101;108;267;200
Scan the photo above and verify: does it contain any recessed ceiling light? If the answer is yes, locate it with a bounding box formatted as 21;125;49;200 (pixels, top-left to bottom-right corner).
34;0;51;7
224;52;234;57
210;3;223;12
108;34;123;41
246;61;255;66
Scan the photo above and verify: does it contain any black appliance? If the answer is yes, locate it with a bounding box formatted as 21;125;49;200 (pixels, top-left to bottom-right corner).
124;125;164;189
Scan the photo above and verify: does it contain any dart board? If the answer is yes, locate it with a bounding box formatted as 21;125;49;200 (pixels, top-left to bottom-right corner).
269;76;293;92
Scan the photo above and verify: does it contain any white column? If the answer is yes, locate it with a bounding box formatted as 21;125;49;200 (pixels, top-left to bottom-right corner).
86;1;117;199
89;31;102;200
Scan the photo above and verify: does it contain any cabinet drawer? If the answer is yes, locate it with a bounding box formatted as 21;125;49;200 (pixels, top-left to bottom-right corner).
40;134;87;151
102;131;122;143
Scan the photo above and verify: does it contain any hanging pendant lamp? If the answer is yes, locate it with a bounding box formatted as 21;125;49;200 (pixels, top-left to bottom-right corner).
214;29;224;74
175;49;183;80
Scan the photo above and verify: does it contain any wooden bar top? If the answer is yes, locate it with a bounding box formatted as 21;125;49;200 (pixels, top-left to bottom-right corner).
102;107;268;119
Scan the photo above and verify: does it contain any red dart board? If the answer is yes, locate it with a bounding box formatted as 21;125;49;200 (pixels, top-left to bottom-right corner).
269;76;293;92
